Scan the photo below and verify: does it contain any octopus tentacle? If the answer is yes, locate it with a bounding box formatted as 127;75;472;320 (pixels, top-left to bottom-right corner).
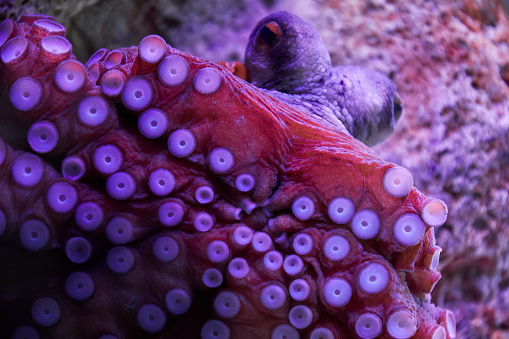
0;13;454;339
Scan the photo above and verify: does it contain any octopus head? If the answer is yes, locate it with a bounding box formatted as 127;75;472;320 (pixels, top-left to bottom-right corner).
244;11;332;93
245;11;404;146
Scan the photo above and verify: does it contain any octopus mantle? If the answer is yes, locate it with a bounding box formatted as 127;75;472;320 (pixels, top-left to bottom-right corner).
0;14;455;339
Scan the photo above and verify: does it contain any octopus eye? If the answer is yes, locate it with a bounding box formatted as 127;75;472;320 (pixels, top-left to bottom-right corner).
255;21;282;50
394;92;403;121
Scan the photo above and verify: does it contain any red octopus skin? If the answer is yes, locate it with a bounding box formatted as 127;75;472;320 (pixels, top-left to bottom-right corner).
0;14;455;339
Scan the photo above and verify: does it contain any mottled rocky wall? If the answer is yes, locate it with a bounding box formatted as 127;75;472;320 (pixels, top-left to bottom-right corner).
2;0;509;337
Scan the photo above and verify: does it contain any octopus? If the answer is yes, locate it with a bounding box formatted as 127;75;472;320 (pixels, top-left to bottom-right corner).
0;11;455;339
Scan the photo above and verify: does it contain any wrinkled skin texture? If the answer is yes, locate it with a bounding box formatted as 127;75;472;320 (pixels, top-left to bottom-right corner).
0;13;454;339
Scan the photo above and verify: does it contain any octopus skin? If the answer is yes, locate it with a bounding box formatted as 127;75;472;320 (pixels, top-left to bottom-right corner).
0;12;455;339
